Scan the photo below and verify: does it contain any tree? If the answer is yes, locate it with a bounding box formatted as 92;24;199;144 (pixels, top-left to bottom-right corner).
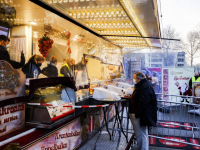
161;25;180;66
195;63;200;71
181;31;200;66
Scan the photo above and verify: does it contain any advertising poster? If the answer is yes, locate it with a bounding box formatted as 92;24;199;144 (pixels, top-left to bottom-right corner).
142;68;162;93
25;118;82;150
193;82;200;104
0;103;25;136
162;67;194;104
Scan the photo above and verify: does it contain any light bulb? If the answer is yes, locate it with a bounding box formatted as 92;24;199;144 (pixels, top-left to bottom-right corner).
64;0;68;2
53;0;57;3
58;0;62;3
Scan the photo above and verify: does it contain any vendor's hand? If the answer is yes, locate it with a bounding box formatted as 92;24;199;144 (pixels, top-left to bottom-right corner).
20;50;25;65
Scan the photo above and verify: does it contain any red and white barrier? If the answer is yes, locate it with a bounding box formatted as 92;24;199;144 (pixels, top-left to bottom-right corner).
27;103;110;108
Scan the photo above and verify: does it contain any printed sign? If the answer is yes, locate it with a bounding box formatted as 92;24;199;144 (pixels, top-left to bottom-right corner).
25;118;82;150
193;82;200;104
0;61;26;101
0;103;25;136
162;67;194;103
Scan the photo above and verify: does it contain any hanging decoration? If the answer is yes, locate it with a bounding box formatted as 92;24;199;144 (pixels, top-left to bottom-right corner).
38;33;54;57
66;31;71;53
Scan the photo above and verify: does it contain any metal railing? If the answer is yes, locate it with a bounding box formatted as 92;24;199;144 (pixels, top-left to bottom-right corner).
150;93;200;148
119;93;200;148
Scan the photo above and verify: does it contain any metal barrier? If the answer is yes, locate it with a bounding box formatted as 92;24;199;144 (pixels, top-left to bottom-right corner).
149;93;200;148
118;93;200;148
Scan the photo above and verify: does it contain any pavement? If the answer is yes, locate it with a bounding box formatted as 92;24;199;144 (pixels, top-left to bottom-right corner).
78;104;200;150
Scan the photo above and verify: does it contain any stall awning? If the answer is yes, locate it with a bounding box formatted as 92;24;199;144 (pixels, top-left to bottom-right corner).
32;0;161;49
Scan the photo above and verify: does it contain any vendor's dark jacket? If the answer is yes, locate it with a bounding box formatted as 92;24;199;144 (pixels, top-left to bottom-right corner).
129;78;157;126
75;61;85;71
0;45;25;69
42;63;58;77
22;55;41;78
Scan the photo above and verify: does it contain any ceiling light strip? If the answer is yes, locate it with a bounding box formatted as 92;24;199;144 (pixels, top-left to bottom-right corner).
31;0;122;49
118;0;152;47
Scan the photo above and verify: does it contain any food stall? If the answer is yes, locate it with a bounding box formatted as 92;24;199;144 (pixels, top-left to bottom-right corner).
0;0;160;149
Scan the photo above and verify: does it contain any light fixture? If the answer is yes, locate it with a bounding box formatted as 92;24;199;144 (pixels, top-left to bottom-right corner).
29;21;37;25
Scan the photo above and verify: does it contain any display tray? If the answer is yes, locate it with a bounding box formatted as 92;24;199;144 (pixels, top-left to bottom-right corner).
26;104;74;122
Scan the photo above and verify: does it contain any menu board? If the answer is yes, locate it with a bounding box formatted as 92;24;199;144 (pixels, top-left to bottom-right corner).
0;103;25;137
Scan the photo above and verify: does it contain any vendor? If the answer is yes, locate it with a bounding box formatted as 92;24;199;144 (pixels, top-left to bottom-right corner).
42;56;58;77
22;55;45;78
75;57;88;71
189;70;200;89
0;35;25;69
60;58;75;77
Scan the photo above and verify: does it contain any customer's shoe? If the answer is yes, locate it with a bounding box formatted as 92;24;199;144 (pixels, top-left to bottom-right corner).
181;99;184;102
186;99;190;103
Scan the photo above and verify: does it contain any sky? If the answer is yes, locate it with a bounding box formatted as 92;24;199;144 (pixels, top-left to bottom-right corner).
158;0;200;65
159;0;200;40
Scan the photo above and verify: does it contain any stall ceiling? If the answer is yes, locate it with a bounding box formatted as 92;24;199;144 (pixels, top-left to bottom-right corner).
2;0;160;50
38;0;161;49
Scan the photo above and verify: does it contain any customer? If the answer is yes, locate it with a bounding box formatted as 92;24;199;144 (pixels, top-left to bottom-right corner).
0;35;25;69
152;72;159;94
42;56;58;77
145;73;152;83
129;72;157;150
189;70;200;90
60;58;75;77
22;55;45;78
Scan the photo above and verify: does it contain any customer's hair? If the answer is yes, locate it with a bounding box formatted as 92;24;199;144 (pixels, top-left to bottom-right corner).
34;55;45;62
135;72;146;80
0;35;8;42
28;55;44;63
50;56;57;64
